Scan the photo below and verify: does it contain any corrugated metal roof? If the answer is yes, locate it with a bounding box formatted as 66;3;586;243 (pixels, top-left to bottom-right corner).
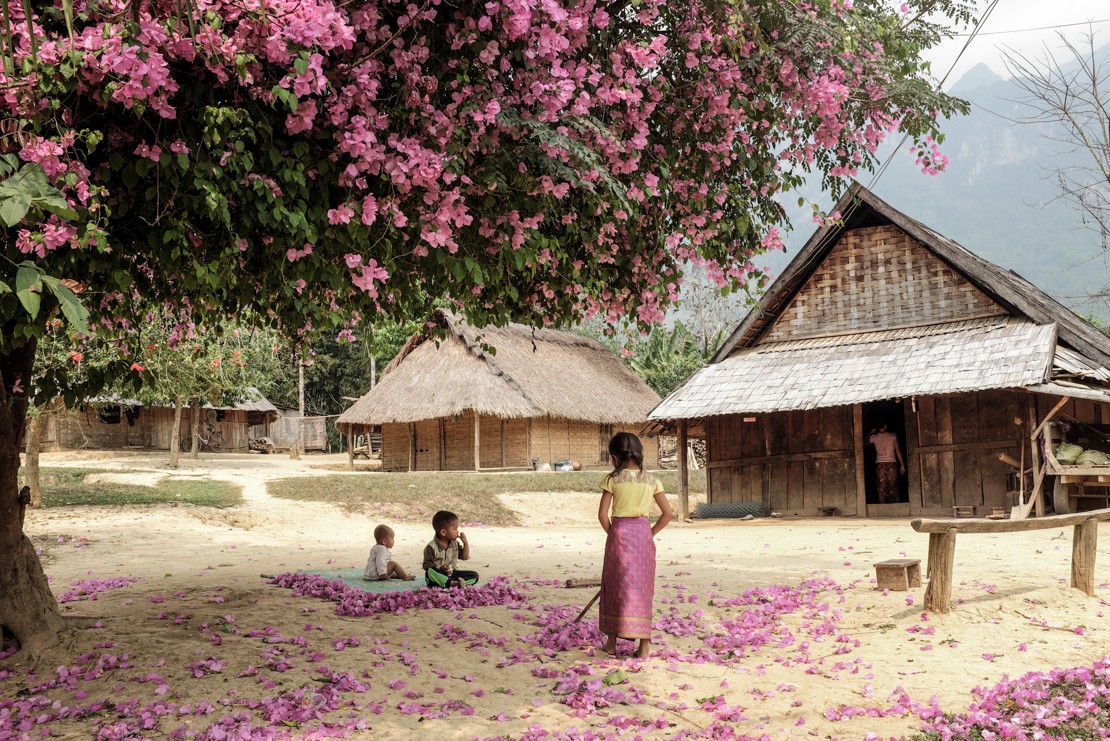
650;318;1055;419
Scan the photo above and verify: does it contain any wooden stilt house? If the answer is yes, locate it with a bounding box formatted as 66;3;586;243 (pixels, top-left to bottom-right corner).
649;183;1110;518
45;393;280;452
336;310;661;471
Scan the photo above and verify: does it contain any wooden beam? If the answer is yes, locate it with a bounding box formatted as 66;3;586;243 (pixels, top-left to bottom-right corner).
473;410;480;472
677;419;689;521
853;404;867;517
347;425;354;472
913;439;1020;455
1030;402;1046;517
912;509;1110;533
705;450;851;469
408;422;415;472
1031;395;1070;442
439;418;446;471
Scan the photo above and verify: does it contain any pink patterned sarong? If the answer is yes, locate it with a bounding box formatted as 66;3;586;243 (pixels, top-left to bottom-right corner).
599;517;655;639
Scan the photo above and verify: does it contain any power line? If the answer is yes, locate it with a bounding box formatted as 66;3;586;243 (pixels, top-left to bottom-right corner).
866;0;1001;191
953;18;1110;37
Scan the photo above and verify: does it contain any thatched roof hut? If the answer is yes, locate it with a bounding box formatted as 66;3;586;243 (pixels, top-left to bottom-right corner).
337;310;660;471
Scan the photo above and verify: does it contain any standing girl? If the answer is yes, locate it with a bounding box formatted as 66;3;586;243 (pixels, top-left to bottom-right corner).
597;432;673;658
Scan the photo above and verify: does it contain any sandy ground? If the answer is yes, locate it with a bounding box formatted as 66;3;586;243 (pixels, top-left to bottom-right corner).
7;451;1110;739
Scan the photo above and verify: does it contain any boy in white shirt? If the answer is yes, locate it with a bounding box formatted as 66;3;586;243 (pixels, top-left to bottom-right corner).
363;524;415;581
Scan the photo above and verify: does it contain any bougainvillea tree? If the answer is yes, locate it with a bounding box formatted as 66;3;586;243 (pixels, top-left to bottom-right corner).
0;0;974;656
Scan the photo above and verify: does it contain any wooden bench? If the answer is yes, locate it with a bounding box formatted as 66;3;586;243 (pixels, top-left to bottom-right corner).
911;508;1110;613
874;559;921;591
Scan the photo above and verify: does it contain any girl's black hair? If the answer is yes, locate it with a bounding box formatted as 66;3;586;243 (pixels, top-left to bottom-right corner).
608;432;644;476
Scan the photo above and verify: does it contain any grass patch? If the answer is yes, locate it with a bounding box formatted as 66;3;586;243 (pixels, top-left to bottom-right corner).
266;469;707;527
23;468;242;508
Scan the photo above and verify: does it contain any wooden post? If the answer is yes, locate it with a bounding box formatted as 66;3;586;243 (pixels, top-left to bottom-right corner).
1030;403;1045;517
853;404;867;516
438;418;446;470
923;528;957;613
677;420;689;521
408;422;415;472
347;426;355;471
1071;518;1098;595
473;410;480;472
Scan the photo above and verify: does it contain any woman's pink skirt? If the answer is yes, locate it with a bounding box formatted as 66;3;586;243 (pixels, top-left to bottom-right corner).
599;516;655;639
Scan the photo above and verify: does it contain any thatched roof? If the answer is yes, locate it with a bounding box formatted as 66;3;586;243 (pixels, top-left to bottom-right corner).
649;183;1110;430
337;311;660;428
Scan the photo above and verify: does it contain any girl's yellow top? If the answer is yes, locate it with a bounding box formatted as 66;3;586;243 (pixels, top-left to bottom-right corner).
601;469;664;518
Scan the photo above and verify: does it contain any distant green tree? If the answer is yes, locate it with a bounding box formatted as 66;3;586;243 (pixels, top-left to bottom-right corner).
268;321;418;450
627;322;720;398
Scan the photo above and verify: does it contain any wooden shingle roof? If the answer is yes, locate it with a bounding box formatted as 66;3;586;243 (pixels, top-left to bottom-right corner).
651;318;1054;418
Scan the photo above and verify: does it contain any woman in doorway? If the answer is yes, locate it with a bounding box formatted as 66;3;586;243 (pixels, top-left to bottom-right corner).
867;422;906;504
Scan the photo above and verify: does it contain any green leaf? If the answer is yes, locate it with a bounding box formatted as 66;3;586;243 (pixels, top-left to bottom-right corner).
602;669;628;686
0;194;31;226
15;265;42;318
41;276;90;334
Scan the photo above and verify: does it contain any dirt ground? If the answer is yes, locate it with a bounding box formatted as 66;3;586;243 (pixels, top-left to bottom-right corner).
8;450;1110;739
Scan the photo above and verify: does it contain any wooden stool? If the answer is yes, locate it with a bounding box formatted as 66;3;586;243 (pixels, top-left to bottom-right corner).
952;506;975;518
874;559;922;591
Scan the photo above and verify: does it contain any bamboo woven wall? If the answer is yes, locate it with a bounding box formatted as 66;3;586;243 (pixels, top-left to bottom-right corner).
56;407;150;450
763;225;1006;342
379;415;657;471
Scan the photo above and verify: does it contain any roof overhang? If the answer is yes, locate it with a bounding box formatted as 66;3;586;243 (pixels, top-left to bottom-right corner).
650;318;1056;420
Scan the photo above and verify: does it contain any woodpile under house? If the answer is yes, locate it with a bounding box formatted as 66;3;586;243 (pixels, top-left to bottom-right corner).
649;182;1110;519
336;310;661;471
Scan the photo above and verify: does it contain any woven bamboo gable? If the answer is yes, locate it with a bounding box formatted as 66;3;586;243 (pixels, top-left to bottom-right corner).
762;225;1006;342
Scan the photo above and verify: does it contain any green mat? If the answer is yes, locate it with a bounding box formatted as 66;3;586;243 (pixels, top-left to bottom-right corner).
304;568;427;592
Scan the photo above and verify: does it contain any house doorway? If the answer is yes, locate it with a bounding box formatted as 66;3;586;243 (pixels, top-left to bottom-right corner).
862;399;908;504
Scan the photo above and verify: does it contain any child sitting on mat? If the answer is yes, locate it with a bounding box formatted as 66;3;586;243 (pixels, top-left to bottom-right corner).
363;524;416;581
422;510;479;588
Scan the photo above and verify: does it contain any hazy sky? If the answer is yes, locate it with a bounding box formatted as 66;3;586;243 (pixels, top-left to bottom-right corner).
928;0;1110;84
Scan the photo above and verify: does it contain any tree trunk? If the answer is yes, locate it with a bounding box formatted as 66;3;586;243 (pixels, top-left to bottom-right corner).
289;361;303;460
23;409;46;508
168;395;183;468
190;398;201;458
1;337;68;659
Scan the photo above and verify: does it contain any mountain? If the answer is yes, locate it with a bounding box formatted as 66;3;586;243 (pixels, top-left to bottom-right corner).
763;49;1110;321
